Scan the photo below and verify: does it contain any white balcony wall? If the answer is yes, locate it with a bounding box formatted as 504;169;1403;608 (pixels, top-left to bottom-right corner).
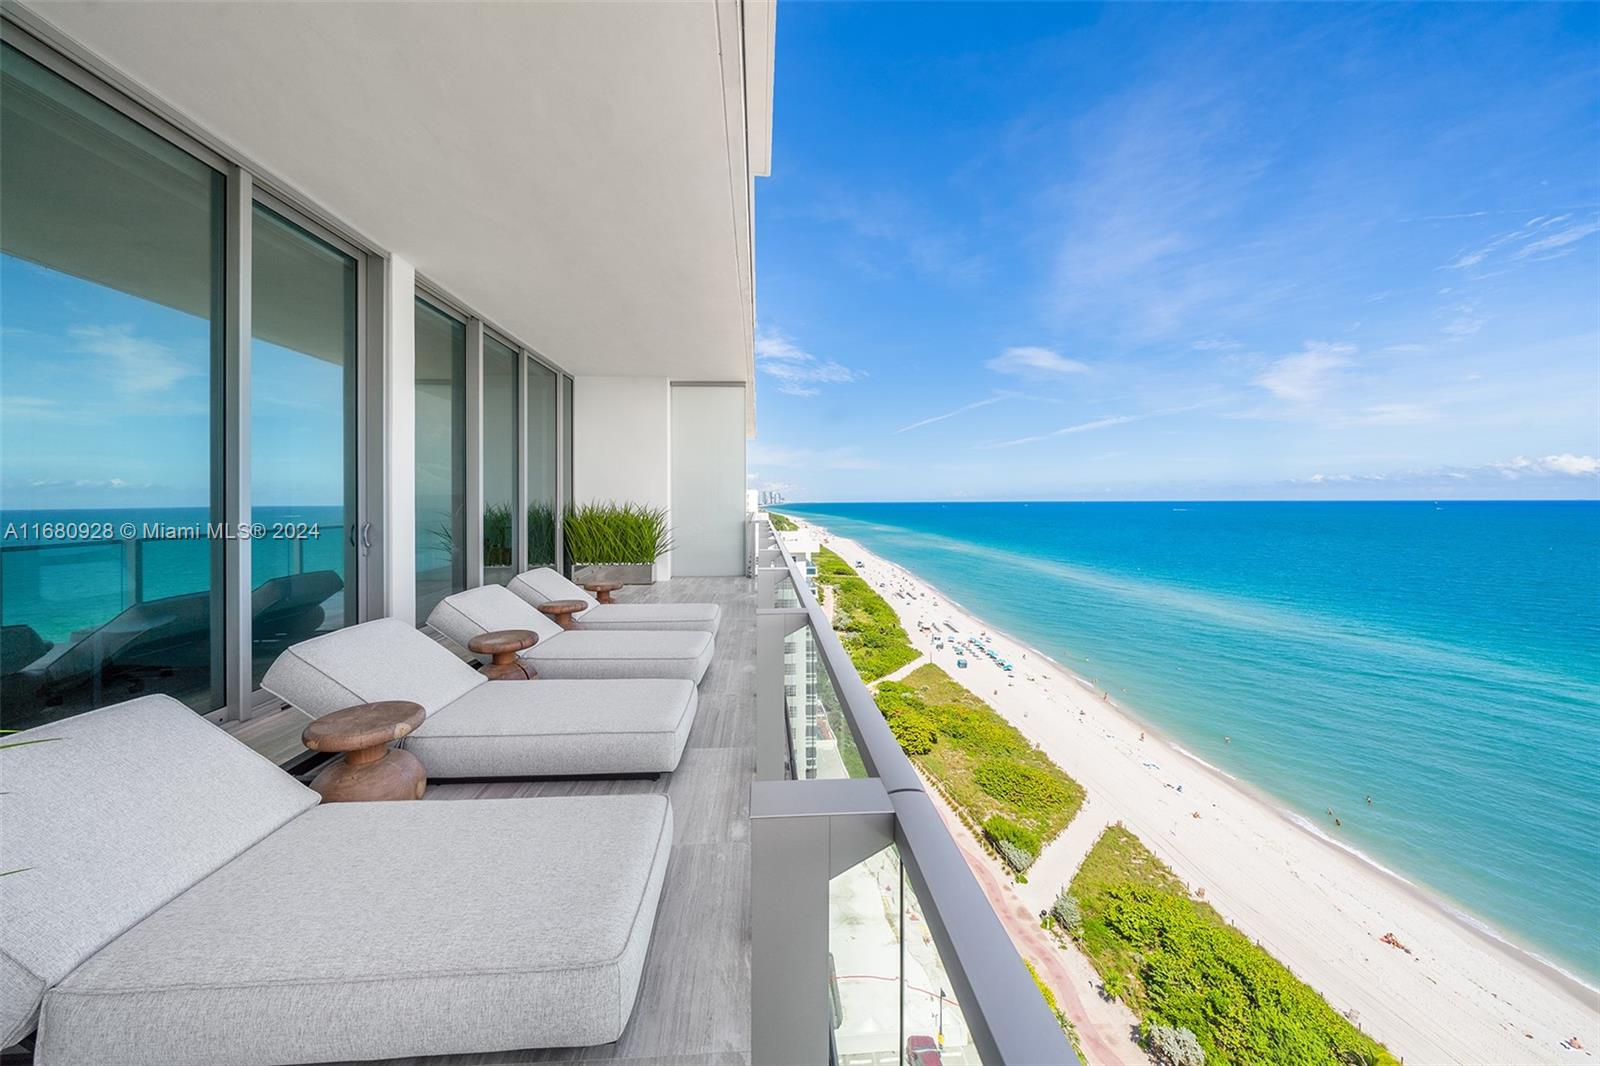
572;377;674;580
671;384;748;576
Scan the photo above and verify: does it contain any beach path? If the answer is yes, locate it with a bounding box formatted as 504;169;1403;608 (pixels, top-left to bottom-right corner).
928;778;1147;1065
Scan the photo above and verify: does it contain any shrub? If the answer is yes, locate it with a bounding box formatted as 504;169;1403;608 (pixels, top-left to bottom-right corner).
564;501;673;565
973;759;1075;812
995;838;1035;873
1025;959;1059;1014
1071;826;1397;1066
1145;1024;1206;1066
983;814;1041;858
526;501;557;567
929;702;1029;757
887;707;939;755
767;511;799;531
812;549;920;680
1052;889;1084;937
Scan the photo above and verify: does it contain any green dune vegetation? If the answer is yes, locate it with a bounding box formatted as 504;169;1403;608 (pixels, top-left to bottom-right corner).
877;664;1084;876
1063;824;1397;1066
766;510;799;531
811;548;921;680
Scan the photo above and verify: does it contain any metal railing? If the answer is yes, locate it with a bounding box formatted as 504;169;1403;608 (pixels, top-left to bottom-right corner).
749;513;1077;1066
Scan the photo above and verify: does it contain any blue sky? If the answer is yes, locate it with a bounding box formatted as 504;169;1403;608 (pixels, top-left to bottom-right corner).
750;2;1600;502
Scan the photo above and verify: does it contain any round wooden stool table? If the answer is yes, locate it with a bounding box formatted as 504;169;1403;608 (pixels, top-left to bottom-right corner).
302;700;427;802
582;581;624;604
469;628;539;680
538;598;589;631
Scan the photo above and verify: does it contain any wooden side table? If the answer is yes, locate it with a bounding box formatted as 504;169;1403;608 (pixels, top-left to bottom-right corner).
302;700;427;802
538;598;589;631
582;581;624;604
469;628;539;680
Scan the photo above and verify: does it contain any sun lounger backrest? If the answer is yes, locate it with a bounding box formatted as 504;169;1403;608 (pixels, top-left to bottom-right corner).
429;584;565;648
0;695;317;1046
509;567;599;610
261;617;486;719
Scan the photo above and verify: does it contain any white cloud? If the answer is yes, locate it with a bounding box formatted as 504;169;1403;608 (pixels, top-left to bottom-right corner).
70;324;199;395
1440;303;1486;337
1191;337;1241;351
755;329;859;397
984;346;1090;378
982;413;1142;450
1490;454;1599;478
896;395;1012;433
1511;219;1600;261
1253;341;1354;403
1447;214;1600;271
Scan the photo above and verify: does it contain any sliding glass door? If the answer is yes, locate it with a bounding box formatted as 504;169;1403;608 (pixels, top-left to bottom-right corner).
414;298;467;622
482;335;519;585
250;204;359;685
525;358;559;569
0;42;225;729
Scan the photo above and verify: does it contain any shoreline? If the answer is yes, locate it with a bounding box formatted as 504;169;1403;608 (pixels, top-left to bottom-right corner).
799;519;1600;1063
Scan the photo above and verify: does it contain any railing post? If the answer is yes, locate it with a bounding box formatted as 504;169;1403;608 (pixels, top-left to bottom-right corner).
755;564;790;608
755;606;809;780
122;538;144;605
751;778;895;1066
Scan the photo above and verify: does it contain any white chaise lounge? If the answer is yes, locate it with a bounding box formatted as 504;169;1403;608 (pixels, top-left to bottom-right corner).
510;567;722;635
0;696;672;1066
263;618;696;776
429;585;714;684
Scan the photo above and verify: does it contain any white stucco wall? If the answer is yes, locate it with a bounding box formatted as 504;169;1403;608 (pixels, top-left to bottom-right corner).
671;384;748;576
572;376;674;580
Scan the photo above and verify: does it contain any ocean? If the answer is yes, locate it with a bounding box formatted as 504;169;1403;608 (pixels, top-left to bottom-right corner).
781;500;1600;984
1;506;348;645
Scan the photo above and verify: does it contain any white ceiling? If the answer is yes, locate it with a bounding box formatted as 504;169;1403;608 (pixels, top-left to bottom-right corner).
18;0;773;392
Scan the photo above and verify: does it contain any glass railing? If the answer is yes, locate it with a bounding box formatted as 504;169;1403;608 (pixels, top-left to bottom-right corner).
749;513;1075;1066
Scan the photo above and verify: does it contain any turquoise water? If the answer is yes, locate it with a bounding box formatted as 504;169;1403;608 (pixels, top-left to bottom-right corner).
783;500;1600;983
1;506;346;644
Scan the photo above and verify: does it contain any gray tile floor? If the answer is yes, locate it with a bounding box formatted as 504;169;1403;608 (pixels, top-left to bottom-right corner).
325;576;756;1066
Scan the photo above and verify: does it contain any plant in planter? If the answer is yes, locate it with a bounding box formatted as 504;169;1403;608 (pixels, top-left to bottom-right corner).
527;501;558;568
563;501;673;584
483;502;514;568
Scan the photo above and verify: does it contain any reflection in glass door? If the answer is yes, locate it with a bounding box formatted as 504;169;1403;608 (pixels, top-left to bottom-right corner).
0;42;225;729
525;359;559;569
249;205;358;685
482;335;519;585
414;298;467;622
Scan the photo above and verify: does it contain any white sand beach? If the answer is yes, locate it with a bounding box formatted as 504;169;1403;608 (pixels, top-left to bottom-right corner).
802;521;1599;1066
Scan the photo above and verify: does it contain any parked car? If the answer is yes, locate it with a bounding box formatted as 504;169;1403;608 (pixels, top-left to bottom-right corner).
906;1034;944;1066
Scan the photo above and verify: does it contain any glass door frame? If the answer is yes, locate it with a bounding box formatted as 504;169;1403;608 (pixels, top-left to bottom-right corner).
417;276;574;593
245;188;372;703
2;15;382;725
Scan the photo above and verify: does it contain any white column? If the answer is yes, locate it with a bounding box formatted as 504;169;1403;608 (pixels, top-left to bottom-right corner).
383;255;416;622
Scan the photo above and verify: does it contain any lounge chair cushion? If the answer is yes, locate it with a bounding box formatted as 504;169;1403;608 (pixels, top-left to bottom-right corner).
570;600;723;635
525;629;714;683
429;586;714;682
430;583;565;645
0;697;318;1048
261;617;486;718
508;569;722;634
407;678;697;776
508;567;600;611
37;796;673;1066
